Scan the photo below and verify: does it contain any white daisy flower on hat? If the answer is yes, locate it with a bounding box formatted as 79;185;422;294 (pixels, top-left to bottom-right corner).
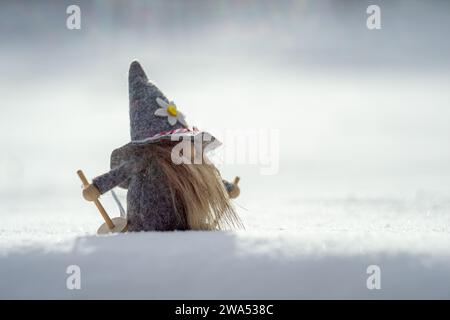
155;97;187;126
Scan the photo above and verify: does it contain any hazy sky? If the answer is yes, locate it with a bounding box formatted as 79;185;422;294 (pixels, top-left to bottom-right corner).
1;0;450;200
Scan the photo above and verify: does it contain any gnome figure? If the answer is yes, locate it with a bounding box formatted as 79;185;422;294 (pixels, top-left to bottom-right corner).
82;61;241;231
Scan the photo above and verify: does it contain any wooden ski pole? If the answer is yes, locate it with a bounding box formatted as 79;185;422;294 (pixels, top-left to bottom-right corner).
77;169;115;229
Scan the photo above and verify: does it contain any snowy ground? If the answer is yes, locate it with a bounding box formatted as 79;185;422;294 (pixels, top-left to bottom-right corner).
1;191;449;299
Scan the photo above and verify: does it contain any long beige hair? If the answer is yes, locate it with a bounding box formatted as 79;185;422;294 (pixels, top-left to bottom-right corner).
147;140;242;230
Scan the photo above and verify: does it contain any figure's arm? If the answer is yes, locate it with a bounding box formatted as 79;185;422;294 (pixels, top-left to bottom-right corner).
222;177;240;199
83;158;146;201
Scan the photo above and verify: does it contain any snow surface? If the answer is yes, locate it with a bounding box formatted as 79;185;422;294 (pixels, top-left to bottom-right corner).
1;194;449;299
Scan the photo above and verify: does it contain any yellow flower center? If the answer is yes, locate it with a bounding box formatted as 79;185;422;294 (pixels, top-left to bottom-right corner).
167;104;178;116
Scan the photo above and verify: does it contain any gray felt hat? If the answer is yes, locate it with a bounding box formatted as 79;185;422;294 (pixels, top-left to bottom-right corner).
110;61;220;168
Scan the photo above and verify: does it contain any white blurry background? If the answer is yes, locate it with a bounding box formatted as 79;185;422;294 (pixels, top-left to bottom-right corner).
0;0;450;248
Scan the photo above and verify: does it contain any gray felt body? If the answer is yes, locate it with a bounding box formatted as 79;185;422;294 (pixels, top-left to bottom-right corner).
93;153;188;231
92;150;233;231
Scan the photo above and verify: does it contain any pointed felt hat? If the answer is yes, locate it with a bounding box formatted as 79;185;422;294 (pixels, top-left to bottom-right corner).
111;61;220;168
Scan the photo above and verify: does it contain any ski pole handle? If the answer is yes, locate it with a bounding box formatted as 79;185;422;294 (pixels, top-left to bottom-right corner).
77;169;115;230
77;169;90;187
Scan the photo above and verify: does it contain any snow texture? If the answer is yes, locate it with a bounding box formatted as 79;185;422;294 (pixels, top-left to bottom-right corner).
1;196;449;299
